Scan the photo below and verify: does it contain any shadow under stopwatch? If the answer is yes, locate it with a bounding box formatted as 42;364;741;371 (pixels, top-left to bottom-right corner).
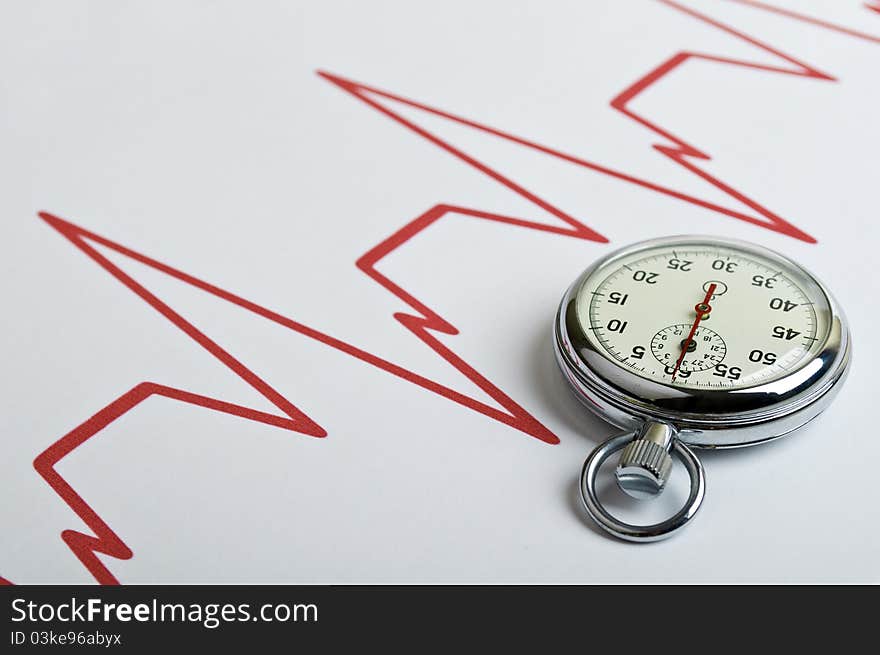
526;313;806;539
692;430;794;464
526;319;616;447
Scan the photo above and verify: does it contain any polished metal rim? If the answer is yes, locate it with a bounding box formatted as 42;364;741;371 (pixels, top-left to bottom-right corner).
554;235;851;447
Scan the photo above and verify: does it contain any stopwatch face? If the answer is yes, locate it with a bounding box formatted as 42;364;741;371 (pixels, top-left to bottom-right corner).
572;239;833;390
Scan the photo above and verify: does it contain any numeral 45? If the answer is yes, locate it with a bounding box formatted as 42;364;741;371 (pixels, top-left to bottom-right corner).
772;326;801;341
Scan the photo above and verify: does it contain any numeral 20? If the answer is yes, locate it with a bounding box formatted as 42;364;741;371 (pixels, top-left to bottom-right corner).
632;270;658;284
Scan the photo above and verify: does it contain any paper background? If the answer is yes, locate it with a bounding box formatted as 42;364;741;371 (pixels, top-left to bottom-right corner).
2;0;878;583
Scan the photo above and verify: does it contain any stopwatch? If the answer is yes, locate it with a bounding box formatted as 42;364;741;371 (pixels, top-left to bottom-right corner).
553;235;851;542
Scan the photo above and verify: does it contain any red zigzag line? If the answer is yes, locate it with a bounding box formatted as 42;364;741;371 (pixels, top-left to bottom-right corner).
732;0;880;43
33;208;566;585
26;0;877;586
319;0;875;245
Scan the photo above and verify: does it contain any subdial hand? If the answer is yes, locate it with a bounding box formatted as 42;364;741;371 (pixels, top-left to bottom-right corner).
671;283;717;380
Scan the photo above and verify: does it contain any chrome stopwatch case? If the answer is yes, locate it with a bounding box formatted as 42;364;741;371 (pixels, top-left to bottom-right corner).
553;235;851;542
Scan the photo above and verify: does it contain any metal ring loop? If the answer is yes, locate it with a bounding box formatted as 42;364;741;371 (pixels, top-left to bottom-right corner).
580;432;706;542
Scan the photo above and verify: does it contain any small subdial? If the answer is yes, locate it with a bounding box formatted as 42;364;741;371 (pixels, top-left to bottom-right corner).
651;324;727;373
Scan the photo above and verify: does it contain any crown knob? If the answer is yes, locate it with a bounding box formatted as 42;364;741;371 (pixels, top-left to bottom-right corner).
615;422;676;500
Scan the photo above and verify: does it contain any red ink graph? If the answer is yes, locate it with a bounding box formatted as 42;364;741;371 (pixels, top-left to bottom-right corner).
737;0;880;43
11;0;876;586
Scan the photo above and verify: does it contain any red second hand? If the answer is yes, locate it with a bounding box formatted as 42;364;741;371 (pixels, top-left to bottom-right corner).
671;283;717;380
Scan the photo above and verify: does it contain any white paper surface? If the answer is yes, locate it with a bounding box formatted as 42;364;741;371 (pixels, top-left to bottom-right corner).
2;0;878;584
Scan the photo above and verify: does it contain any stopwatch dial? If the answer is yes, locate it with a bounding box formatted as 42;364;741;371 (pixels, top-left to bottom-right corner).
650;324;726;373
576;242;831;389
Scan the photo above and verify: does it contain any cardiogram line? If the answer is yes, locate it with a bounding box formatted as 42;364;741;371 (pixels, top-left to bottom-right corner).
320;0;880;245
22;0;878;585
